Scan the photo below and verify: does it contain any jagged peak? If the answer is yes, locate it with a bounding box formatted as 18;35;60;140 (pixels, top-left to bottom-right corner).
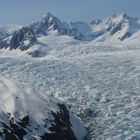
13;26;33;35
100;12;132;28
41;12;60;24
45;12;53;17
90;12;129;26
105;12;129;23
113;12;128;18
42;12;54;19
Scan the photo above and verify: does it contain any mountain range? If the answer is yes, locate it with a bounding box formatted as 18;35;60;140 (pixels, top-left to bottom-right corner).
0;12;140;57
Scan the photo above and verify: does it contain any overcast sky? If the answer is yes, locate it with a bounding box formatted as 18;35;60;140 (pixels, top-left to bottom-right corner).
0;0;140;25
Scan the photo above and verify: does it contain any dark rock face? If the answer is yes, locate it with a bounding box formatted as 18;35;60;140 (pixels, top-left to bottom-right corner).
0;39;10;49
28;50;46;57
119;32;132;41
110;22;123;36
70;22;91;41
10;27;36;50
41;104;77;140
0;104;78;140
70;28;84;40
0;26;36;50
0;115;29;140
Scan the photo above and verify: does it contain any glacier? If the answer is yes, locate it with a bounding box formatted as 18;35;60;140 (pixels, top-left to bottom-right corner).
0;12;140;140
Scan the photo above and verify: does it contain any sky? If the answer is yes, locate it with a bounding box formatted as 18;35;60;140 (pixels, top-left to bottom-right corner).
0;0;140;25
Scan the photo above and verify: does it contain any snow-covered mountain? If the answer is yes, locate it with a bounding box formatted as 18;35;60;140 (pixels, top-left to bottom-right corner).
29;13;91;40
0;26;36;51
0;12;140;56
90;12;140;41
29;13;70;36
0;77;87;140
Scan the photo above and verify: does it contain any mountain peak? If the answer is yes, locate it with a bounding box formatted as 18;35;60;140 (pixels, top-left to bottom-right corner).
43;12;54;19
41;12;56;24
46;12;53;17
105;12;129;24
114;12;128;18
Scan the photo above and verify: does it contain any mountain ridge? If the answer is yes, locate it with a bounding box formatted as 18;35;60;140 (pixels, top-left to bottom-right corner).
0;12;140;56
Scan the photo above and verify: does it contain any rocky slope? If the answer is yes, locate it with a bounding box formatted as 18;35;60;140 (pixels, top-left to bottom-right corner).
0;77;87;140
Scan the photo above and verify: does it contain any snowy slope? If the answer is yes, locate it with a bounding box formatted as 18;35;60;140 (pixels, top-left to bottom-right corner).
0;77;87;140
